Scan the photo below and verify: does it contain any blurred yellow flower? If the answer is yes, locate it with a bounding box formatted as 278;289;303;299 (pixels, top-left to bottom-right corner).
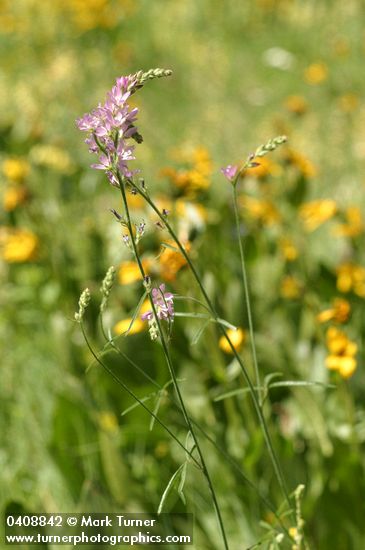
2;158;30;183
337;93;359;113
114;317;145;335
317;298;350;324
284;149;317;178
0;228;38;263
333;206;364;237
97;411;118;432
279;237;298;262
30;144;74;174
336;263;365;297
325;326;357;378
304;62;328;85
127;192;145;210
299;199;337;231
240;196;281;225
284;95;308;115
280;275;301;299
244;156;281;179
3;186;28;211
160;146;213;198
118;259;151;285
158;240;190;282
219;328;246;354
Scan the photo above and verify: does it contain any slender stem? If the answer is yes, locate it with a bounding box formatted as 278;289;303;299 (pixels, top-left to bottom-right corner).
80;323;199;465
118;175;230;550
129;180;291;509
99;314;292;542
232;184;262;406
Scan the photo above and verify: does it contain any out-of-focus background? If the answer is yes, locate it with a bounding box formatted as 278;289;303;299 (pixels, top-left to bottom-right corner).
1;1;365;548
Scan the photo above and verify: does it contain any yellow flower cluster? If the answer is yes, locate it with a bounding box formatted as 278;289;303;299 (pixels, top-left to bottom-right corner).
160;146;213;198
336;263;365;297
159;240;190;282
30;144;74;174
0;227;38;262
299;199;337;231
279;237;298;262
53;0;136;32
284;149;317;178
240;196;281;225
280;275;302;299
333;207;364;238
244;156;281;179
325;327;357;378
317;298;350;324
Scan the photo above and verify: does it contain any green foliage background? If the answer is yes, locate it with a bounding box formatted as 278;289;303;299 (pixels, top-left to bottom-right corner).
1;1;365;548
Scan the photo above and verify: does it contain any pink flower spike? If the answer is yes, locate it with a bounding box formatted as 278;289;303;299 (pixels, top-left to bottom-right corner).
221;164;239;182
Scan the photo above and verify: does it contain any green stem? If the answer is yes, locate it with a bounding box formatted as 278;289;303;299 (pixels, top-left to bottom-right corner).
80;323;199;465
99;313;292;542
232;184;262;406
129;179;291;509
118;174;230;550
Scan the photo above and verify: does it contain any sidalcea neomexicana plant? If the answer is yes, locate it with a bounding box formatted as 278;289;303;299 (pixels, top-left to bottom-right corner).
75;68;298;548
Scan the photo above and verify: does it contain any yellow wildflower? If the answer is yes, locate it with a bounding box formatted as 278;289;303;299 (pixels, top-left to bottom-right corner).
219;328;246;354
114;317;145;335
336;263;365;297
317;298;350;324
279;237;298;262
98;411;118;432
284;149;317;178
244;156;281;179
304;62;328;85
325;326;357;378
127;192;145;210
284;95;308;115
0;228;38;263
2;158;30;183
118;259;151;285
3;186;28;211
333;206;364;238
289;527;298;539
29;144;74;174
240;196;281;225
160;146;213;197
280;275;301;299
299;199;337;231
158;240;190;282
337;93;359;113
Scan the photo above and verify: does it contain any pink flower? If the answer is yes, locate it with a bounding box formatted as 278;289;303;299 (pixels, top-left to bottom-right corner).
221;164;239;182
76;74;141;183
141;284;174;322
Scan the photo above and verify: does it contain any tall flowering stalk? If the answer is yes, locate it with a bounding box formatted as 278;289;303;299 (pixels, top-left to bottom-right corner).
77;68;230;550
221;135;287;407
76;69;295;546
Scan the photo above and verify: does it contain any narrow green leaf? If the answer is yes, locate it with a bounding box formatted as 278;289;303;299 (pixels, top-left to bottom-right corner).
121;394;155;416
157;464;186;514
